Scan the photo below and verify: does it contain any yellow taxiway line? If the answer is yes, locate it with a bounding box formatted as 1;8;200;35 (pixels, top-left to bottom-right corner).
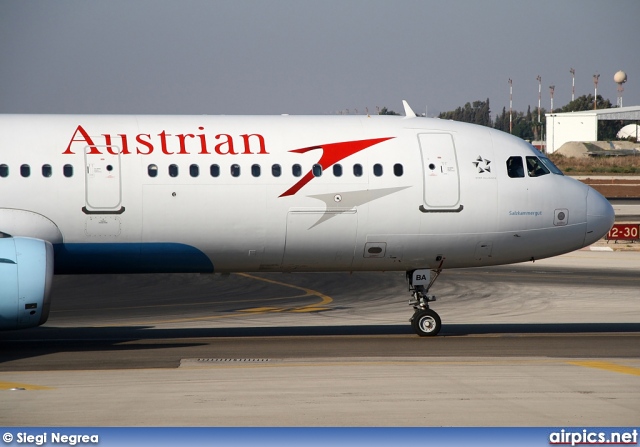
568;360;640;377
0;381;53;390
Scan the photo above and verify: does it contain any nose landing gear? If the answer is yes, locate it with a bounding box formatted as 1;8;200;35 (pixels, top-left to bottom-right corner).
411;308;441;336
407;260;444;336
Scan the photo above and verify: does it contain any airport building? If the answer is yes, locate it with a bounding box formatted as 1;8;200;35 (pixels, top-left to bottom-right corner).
546;105;640;153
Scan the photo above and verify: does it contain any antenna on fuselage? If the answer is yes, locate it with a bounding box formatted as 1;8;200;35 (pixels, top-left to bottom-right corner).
402;100;417;118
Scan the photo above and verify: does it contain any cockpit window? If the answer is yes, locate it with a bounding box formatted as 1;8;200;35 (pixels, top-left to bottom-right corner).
506;156;524;178
539;156;564;175
526;156;550;177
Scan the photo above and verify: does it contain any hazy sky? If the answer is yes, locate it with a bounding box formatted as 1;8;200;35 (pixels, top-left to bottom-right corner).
1;0;639;117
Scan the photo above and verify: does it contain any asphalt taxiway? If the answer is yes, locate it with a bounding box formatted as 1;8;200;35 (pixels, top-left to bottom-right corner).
1;250;639;426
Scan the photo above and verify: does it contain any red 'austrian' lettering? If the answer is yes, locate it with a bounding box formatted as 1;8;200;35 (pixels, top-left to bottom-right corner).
62;125;268;156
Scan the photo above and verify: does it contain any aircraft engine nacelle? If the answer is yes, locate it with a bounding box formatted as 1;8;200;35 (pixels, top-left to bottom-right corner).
0;237;54;330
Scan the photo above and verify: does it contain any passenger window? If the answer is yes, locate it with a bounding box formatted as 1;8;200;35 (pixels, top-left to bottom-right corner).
353;164;363;177
169;164;179;177
148;164;158;178
190;164;199;177
373;164;383;177
20;164;30;178
333;164;343;177
252;164;261;177
292;164;302;177
210;164;220;177
506;156;524;178
42;164;52;178
231;164;241;177
0;164;8;177
272;164;281;177
63;164;73;177
394;163;403;177
312;164;322;177
526;156;550;177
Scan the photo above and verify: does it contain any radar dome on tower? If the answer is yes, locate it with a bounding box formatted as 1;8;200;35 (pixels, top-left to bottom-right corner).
614;70;627;84
614;71;627;107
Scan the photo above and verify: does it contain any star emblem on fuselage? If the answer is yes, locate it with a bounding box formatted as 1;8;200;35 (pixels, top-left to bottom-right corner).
473;156;491;173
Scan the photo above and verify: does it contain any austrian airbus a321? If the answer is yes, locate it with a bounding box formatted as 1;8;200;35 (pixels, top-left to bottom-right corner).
0;101;614;336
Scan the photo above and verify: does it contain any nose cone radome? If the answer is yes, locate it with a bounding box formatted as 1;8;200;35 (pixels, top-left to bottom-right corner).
584;187;615;246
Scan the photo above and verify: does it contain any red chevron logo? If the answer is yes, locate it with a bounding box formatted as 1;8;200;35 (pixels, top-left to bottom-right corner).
279;137;394;197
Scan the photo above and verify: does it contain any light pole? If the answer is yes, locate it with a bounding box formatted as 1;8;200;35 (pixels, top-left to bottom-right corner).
549;85;555;113
536;75;542;141
593;74;600;110
508;78;513;133
569;68;575;102
536;75;542;123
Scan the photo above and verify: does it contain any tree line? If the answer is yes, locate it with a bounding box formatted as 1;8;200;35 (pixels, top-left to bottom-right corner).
378;95;627;141
436;95;623;141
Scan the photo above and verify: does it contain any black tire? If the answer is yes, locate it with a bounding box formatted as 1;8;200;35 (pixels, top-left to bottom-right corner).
411;309;441;337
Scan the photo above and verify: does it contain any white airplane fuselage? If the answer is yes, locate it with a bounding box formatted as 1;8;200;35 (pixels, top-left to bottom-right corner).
0;113;614;333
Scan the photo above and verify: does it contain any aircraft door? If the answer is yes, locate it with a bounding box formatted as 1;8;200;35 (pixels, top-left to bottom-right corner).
418;133;461;211
84;146;124;213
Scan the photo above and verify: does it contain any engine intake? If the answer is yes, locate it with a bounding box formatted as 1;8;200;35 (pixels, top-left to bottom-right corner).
0;237;54;330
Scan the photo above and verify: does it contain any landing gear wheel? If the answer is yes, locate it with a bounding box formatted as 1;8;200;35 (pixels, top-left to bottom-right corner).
411;309;441;337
